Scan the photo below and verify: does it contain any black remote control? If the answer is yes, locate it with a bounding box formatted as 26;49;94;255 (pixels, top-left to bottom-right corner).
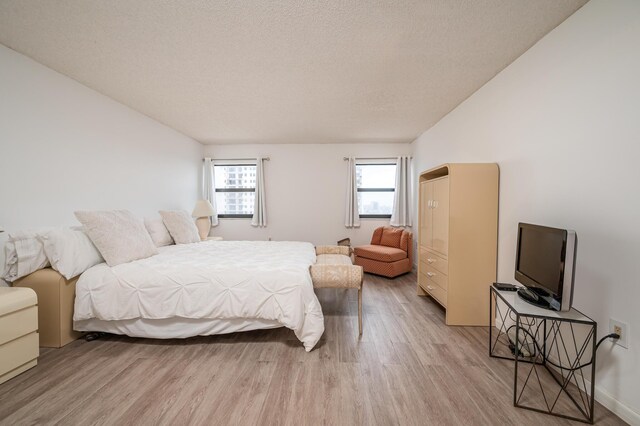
494;282;518;291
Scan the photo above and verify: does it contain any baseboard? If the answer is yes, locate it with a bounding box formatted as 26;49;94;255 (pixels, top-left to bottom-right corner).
590;381;640;425
490;303;638;424
545;354;639;425
494;329;638;424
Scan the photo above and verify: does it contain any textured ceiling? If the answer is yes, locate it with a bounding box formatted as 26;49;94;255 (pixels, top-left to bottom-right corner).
0;0;587;144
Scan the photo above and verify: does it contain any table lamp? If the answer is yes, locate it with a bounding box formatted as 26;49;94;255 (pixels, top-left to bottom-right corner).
192;200;215;240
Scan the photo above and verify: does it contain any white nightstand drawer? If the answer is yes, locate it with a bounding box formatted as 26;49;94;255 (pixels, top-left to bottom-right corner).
0;306;38;345
0;287;39;384
0;332;39;378
0;287;37;316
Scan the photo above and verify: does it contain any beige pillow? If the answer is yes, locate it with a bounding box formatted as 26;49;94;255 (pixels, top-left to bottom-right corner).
74;210;158;267
144;217;174;247
159;210;201;244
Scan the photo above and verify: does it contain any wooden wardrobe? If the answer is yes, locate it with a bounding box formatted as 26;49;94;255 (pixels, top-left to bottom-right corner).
417;163;499;326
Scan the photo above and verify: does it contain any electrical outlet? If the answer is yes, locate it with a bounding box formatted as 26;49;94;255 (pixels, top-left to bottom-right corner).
609;318;629;349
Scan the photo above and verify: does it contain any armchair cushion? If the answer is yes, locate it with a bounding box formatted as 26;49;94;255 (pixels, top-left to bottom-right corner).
370;227;384;245
353;245;407;262
400;231;410;253
380;227;403;248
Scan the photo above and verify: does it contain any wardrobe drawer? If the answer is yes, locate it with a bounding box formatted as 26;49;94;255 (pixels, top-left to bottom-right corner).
418;273;447;308
423;249;448;275
424;264;448;290
424;279;447;307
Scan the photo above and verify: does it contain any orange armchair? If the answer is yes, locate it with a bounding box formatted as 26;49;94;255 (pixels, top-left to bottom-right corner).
354;227;413;278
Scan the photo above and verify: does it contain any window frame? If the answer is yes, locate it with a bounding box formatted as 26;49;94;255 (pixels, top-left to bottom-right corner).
356;162;396;219
214;163;257;219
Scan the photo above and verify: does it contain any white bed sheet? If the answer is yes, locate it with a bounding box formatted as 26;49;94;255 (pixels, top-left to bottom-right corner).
74;240;324;351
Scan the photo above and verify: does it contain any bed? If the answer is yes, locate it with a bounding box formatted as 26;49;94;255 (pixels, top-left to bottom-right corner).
73;240;325;351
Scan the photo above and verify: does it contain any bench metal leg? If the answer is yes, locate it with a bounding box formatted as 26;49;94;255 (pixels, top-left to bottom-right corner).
358;287;363;336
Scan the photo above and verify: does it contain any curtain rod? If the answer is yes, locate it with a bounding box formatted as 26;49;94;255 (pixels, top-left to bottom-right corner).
203;157;270;162
343;156;412;160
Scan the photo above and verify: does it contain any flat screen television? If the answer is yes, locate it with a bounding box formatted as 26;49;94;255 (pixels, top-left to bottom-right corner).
515;223;577;311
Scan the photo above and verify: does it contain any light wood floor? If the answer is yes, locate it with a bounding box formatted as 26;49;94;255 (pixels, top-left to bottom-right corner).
0;272;625;425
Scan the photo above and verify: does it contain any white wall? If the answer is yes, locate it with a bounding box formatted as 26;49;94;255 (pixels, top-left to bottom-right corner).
203;143;412;246
412;0;640;421
0;45;202;272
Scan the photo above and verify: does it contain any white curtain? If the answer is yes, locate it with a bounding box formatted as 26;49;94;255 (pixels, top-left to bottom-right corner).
344;157;360;228
203;158;218;226
251;157;267;227
390;156;413;227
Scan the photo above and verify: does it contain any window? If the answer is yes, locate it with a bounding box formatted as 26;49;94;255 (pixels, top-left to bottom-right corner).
214;164;257;218
356;163;396;218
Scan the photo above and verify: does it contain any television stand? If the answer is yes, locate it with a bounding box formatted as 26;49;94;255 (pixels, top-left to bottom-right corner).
517;286;553;310
489;286;597;423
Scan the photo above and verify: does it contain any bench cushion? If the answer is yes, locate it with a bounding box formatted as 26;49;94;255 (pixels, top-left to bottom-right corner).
310;264;362;289
311;248;362;289
315;245;350;256
353;245;407;262
316;254;352;265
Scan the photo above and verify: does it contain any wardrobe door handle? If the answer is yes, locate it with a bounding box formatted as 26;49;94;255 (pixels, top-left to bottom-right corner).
426;285;434;291
427;272;435;277
427;258;435;263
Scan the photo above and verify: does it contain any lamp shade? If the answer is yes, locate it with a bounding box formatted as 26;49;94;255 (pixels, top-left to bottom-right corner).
192;200;215;218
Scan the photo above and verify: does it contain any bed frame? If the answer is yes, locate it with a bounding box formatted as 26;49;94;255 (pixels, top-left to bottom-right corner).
12;246;362;347
13;269;84;348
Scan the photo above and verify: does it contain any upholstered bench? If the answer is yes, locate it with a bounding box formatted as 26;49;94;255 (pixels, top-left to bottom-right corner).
310;245;364;335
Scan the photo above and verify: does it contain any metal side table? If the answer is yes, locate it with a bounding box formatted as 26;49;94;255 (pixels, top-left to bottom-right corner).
489;286;597;424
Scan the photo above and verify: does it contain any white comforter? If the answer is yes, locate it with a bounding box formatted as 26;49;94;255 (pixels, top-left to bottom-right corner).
74;240;324;351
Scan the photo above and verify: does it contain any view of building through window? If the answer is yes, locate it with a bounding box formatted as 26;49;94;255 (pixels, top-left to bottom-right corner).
213;162;396;218
214;165;256;217
356;164;396;217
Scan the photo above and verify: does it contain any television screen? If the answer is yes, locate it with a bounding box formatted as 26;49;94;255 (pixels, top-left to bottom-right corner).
516;226;566;295
515;223;576;311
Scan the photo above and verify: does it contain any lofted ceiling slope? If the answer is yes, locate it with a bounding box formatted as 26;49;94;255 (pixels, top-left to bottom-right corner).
0;0;587;144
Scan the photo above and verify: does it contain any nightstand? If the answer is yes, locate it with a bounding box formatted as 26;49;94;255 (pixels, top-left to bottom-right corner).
206;236;223;241
0;287;39;384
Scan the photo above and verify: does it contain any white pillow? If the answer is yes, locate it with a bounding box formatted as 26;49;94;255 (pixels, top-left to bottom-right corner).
74;210;158;267
2;243;18;282
38;228;104;279
2;229;50;282
144;217;174;247
159;210;201;244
